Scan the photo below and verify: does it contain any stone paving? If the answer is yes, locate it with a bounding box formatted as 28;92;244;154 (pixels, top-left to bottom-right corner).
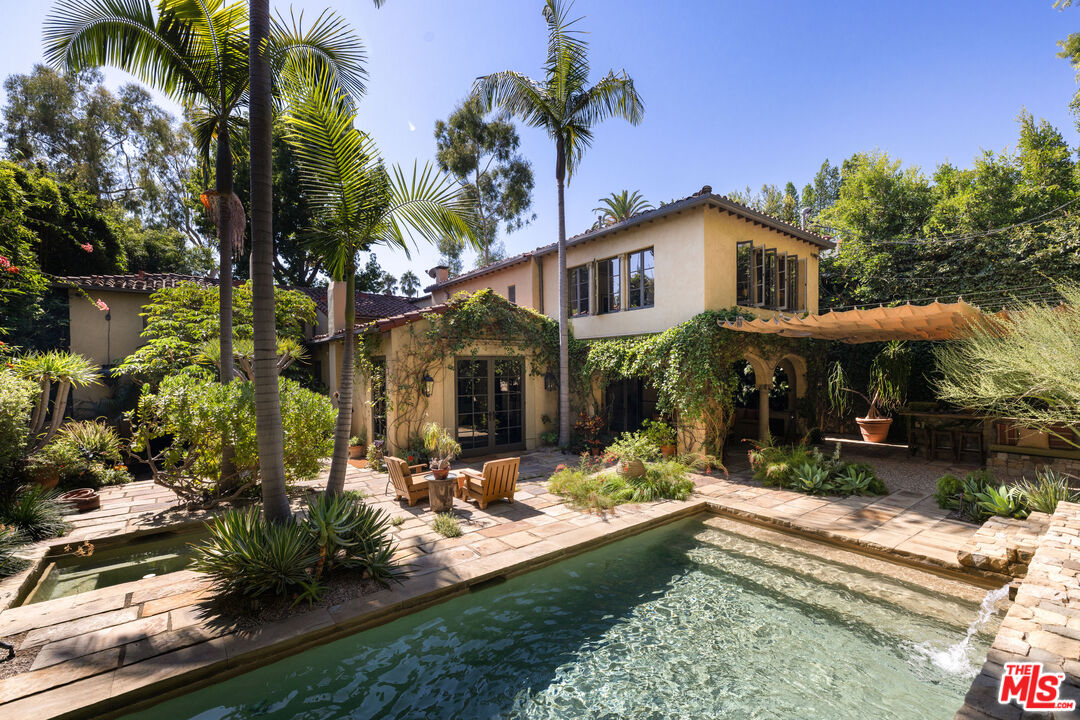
0;449;997;720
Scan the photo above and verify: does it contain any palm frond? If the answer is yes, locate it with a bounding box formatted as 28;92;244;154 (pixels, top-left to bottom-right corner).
374;161;478;257
269;9;368;102
542;0;589;106
473;70;556;131
43;0;211;102
570;71;644;129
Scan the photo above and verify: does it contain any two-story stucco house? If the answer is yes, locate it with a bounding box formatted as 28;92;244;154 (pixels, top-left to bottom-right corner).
312;186;834;457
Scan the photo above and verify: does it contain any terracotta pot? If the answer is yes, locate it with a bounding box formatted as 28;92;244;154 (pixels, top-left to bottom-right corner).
618;459;646;478
349;444;366;460
856;416;893;443
432;466;450;481
660;444;677;458
59;488;100;512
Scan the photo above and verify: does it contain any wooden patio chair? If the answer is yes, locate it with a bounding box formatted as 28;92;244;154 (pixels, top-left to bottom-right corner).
459;457;520;510
385;456;429;506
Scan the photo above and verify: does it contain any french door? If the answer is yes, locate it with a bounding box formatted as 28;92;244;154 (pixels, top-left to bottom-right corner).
456;356;525;455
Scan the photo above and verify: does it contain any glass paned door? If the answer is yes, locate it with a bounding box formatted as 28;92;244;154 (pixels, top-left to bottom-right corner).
456;356;525;455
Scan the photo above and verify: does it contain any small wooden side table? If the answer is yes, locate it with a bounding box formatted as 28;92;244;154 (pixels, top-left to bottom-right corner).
424;472;458;513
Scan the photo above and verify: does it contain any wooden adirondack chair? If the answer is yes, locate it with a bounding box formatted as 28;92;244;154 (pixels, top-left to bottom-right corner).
385;456;429;506
459;457;520;510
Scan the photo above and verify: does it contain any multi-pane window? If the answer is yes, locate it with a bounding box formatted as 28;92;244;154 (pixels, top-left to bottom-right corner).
568;265;589;316
628;248;655;309
507;285;516;304
736;242;753;305
777;252;788;311
786;256;799;311
764;249;777;308
597;256;621;314
753;247;765;306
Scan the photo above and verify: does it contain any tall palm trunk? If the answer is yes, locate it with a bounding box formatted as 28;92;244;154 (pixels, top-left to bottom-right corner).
326;267;356;495
556;137;570;447
249;0;290;523
216;119;238;489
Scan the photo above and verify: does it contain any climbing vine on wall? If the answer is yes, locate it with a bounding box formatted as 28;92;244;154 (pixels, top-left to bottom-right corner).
355;290;588;444
585;308;815;455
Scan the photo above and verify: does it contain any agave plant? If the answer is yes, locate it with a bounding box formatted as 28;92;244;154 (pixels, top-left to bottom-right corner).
835;466;873;496
192;507;319;599
792;462;831;495
975;484;1027;519
15;351;101;450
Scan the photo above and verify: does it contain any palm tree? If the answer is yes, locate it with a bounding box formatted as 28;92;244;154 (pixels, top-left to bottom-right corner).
45;0;366;517
474;0;644;447
592;190;653;227
398;270;421;297
281;62;476;495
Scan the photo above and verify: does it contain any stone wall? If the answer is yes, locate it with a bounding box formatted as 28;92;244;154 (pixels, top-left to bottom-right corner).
989;451;1080;482
956;501;1080;719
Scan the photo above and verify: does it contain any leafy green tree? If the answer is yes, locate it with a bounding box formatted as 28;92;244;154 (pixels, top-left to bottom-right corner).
398;270;420;297
281;59;475;495
435;96;535;268
592;189;652;226
115;280;316;384
800;159;841;225
475;0;644;446
435;236;465;276
355;254;397;294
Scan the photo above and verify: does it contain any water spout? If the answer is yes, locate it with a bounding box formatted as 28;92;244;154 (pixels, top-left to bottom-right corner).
923;583;1010;675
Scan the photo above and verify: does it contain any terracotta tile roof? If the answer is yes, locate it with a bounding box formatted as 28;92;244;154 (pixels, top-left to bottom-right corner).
286;286;418;320
309;302;450;345
424;185;834;292
55;272;218;293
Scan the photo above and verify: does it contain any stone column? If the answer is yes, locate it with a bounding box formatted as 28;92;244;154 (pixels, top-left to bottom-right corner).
757;383;771;442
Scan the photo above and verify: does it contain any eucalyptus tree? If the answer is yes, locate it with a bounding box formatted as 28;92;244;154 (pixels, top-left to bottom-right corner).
592;189;652;227
281;62;475;496
44;0;366;513
474;0;644;446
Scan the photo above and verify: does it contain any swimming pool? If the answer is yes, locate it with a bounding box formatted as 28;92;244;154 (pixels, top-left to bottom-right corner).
121;515;1003;720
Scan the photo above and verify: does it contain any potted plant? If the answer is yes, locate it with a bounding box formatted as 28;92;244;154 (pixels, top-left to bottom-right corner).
24;452;60;490
828;341;911;443
422;422;462;480
606;431;660;478
642;419;677;458
349;429;367;460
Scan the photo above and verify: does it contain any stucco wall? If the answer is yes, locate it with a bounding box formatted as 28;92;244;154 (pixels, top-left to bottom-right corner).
703;206;821;315
540;209;708;339
68;289;149;407
432;259;539;309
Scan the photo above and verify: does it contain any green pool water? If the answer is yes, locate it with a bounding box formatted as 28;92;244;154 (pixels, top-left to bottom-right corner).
23;530;204;605
123;517;1001;720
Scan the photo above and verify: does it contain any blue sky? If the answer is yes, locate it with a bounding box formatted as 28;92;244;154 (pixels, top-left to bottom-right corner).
2;1;1079;284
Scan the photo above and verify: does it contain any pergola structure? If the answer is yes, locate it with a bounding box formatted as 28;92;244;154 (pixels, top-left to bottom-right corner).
721;300;994;441
719;300;992;344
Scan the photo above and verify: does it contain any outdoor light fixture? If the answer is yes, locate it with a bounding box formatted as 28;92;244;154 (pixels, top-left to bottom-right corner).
544;372;557;391
422;373;435;397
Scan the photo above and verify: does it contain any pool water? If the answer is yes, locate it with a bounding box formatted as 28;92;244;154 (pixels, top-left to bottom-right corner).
123;517;1002;720
23;530;204;605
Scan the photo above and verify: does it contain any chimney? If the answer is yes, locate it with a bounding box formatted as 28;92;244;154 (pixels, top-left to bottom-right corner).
327;279;347;334
427;264;450;285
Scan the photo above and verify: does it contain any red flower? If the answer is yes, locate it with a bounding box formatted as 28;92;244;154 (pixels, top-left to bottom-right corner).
80;243;93;253
6;266;19;274
0;256;8;268
95;298;109;312
555;464;566;472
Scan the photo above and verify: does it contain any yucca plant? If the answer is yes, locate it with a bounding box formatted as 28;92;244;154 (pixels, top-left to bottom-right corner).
304;491;364;579
1016;469;1080;515
192;507;319;599
15;351;101;450
279;60;476;495
340;501;401;586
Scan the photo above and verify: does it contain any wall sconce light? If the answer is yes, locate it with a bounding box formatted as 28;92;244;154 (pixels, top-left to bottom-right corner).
544;372;557;391
422;373;435;397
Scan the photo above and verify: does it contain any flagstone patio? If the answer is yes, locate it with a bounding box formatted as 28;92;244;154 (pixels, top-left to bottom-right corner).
0;449;999;720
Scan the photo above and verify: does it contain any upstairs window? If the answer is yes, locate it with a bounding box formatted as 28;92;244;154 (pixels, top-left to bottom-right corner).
736;242;753;305
777;252;788;311
597;256;621;314
568;265;589;316
508;285;517;304
764;249;777;309
753;247;765;306
628;248;655;309
786;256;800;311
